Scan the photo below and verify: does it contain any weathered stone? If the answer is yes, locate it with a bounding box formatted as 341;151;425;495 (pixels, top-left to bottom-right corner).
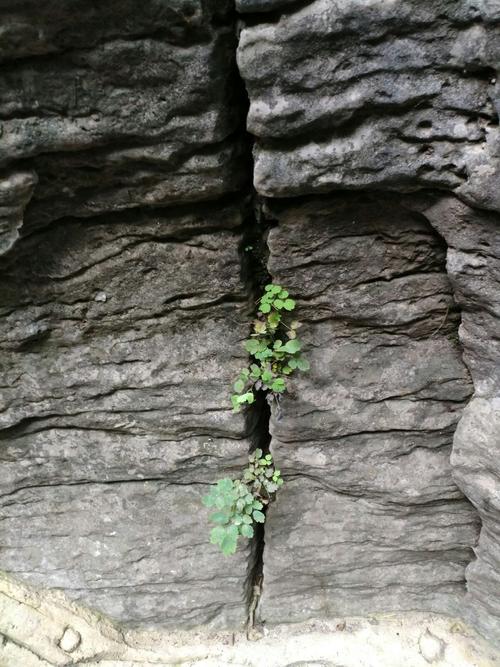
0;171;37;254
0;573;497;667
419;628;446;663
236;0;300;12
58;626;81;653
422;197;500;645
0;201;253;628
259;195;479;624
0;1;245;230
237;0;499;211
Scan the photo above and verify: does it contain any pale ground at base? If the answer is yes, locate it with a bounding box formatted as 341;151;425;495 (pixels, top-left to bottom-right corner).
1;572;499;667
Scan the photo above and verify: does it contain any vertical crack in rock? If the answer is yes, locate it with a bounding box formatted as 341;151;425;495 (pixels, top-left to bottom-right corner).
239;197;275;635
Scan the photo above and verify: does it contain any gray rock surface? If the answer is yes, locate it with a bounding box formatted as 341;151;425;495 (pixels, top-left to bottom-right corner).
237;0;500;211
0;171;37;254
0;0;499;648
259;195;479;624
422;197;500;644
0;201;253;628
0;0;246;231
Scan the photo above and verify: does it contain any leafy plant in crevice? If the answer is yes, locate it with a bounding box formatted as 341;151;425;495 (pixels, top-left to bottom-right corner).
203;284;309;556
231;283;310;413
202;448;284;556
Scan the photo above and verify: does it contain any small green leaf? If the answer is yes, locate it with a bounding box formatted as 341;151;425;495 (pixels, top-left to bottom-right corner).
279;290;289;298
210;526;226;545
268;312;281;327
273;340;283;350
271;378;286;392
245;339;261;354
217;479;233;492
202;495;215;508
282;339;301;354
221;533;238;556
254;320;267;334
240;524;254;538
261;370;273;383
250;363;261;378
234;379;245;393
283;298;296;311
296;357;310;371
210;512;229;524
253;510;266;523
259;302;271;313
274;299;284;309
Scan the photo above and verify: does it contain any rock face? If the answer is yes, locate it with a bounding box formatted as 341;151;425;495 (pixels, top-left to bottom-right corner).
1;0;500;653
0;0;246;236
237;0;500;211
0;0;251;630
422;197;500;643
260;194;478;623
0;171;37;254
0;201;253;627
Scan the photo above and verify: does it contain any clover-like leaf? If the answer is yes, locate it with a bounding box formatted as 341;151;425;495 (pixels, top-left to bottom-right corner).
210;512;230;525
234;379;245;393
283;298;296;311
253;510;266;523
245;339;261;354
240;524;254;538
271;378;286;393
261;369;273;384
296;357;310;371
282;339;301;354
210;526;226;545
259;302;271;313
254;320;267;334
221;527;238;556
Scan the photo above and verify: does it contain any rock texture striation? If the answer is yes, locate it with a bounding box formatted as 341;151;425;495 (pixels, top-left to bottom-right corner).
0;0;500;653
238;0;500;211
0;0;253;630
422;196;500;643
260;194;479;623
0;0;247;238
0;201;253;628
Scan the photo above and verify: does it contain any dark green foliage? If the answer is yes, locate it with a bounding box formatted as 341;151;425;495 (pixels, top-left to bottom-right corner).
204;284;307;555
202;449;284;556
231;283;310;412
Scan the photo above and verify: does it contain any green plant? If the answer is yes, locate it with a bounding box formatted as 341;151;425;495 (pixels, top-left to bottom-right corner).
204;284;308;556
231;283;310;412
202;448;284;556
